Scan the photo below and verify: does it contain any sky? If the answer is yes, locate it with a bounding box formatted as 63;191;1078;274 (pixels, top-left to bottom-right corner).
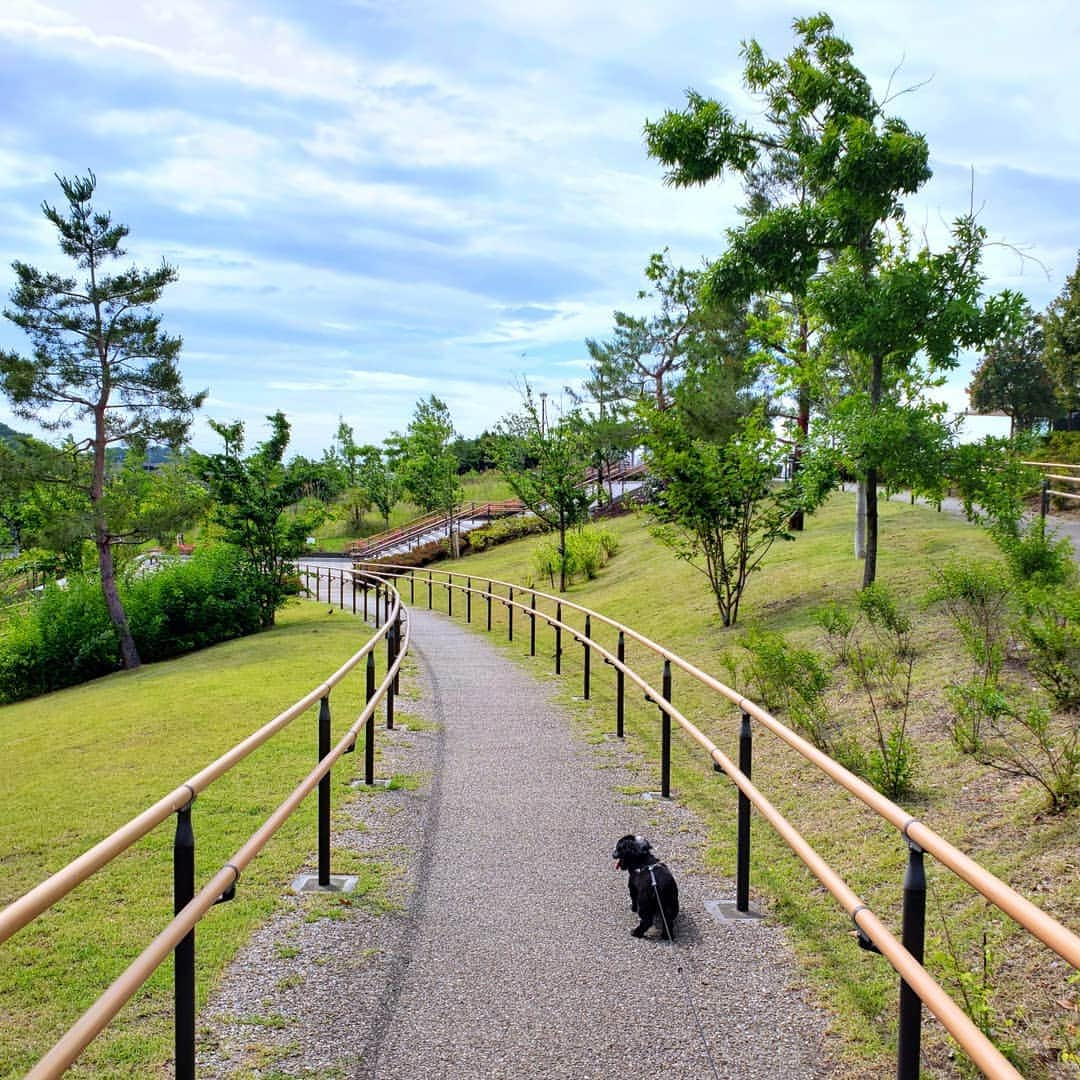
0;0;1078;459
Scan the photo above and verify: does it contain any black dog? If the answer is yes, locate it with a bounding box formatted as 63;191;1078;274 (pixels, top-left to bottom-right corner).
612;834;679;940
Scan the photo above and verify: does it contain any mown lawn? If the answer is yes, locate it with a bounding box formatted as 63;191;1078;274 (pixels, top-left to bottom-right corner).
409;491;1079;1078
0;602;394;1078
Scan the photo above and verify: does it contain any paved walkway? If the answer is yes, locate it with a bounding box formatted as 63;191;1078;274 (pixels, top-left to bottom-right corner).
200;607;831;1079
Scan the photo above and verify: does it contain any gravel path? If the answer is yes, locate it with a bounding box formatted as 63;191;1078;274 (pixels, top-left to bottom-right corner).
198;606;833;1079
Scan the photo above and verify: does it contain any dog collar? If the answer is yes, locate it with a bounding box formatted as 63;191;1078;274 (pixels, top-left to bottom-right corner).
630;863;660;874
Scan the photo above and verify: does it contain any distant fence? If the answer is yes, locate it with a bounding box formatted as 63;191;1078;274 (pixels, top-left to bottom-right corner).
1022;459;1080;517
0;570;408;1079
355;561;1078;1080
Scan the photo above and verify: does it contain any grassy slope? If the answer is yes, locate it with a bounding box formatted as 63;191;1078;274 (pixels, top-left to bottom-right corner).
423;492;1079;1078
0;603;394;1078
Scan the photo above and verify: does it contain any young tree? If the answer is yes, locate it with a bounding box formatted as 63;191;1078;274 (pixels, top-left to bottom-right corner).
496;388;592;592
359;444;398;530
968;305;1056;433
196;412;324;627
645;14;1018;586
0;172;205;667
644;403;827;627
392;396;462;552
1041;252;1080;416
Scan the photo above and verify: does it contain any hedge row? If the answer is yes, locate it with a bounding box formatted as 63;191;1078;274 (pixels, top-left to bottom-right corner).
0;547;265;703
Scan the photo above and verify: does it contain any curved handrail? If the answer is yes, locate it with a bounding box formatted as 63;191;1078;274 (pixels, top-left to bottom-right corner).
3;572;408;1077
364;561;1078;1076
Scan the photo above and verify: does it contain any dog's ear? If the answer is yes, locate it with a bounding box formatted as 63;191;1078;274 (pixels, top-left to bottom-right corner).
634;835;652;854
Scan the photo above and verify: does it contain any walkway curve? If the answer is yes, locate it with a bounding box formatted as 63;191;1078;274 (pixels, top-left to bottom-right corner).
199;605;832;1079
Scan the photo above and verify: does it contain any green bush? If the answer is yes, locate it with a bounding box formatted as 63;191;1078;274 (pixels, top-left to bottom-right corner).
531;526;620;589
464;514;551;552
0;547;266;702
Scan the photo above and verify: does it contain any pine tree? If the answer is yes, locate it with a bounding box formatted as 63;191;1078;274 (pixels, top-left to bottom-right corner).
0;172;205;668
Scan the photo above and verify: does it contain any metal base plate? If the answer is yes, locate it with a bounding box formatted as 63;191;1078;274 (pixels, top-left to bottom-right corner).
290;873;359;895
704;898;762;922
641;791;673;802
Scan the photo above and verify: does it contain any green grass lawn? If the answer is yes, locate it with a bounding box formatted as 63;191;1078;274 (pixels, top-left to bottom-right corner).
408;491;1080;1079
0;602;394;1078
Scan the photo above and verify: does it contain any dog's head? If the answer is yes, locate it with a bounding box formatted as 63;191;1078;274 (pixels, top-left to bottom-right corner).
612;834;652;870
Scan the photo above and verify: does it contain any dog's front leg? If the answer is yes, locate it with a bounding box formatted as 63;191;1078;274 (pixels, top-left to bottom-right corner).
627;878;637;912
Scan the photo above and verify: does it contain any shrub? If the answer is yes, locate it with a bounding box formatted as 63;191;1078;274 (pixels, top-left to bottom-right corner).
726;628;833;751
531;526;620;589
464;514;551;552
0;547;267;702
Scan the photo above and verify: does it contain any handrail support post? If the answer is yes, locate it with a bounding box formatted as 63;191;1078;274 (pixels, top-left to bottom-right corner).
897;839;926;1080
660;660;672;798
173;800;195;1080
736;711;752;912
318;695;332;884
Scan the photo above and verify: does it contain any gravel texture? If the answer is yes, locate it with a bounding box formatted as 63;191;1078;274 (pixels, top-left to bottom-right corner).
197;606;834;1078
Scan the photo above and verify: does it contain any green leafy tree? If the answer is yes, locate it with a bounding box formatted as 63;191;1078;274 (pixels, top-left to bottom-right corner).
968;304;1056;433
496;388;592;592
359;444;398;530
0;172;205;667
645;14;1019;586
643;403;828;627
392;395;462;551
196;411;324;627
1041;252;1080;415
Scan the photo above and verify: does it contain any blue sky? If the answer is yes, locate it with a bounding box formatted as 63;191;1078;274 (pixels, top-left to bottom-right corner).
1;0;1077;458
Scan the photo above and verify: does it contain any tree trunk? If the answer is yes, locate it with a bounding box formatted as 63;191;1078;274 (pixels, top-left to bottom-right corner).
558;513;567;592
91;401;140;669
861;353;884;588
788;316;811;532
854;478;867;559
97;532;141;669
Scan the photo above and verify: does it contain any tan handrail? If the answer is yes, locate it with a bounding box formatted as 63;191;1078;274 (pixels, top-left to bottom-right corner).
364;563;1076;1074
374;562;1080;971
0;593;396;946
1021;459;1080;471
26;601;410;1079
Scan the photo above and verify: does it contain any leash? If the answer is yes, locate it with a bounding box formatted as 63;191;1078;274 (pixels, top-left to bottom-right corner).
648;868;723;1080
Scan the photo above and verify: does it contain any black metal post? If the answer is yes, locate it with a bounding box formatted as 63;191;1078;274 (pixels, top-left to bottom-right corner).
583;614;591;699
318;695;332;885
351;575;357;615
375;583;382;629
428;570;433;609
555;602;562;675
173;801;195;1080
616;631;625;738
530;593;536;656
736;711;752;912
365;652;376;785
409;572;415;604
447;575;453;617
467;577;472;623
897;841;926;1080
508;586;514;642
1041;477;1050;520
385;587;391;625
617;630;626;738
486;581;492;631
660;660;672;798
393;610;402;694
363;581;369;621
386;627;395;729
338;568;344;610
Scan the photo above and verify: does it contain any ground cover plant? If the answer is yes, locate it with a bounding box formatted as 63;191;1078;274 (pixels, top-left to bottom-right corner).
0;602;396;1076
423;492;1079;1078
